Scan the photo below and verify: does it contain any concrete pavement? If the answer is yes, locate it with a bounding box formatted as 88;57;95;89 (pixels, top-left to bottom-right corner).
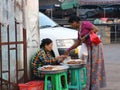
100;44;120;90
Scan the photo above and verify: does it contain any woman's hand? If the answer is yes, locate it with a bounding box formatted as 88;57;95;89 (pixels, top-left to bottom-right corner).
64;50;70;56
81;36;86;42
56;55;68;63
60;55;68;59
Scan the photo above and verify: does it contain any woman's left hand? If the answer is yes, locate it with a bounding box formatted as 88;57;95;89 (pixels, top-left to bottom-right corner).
56;55;68;63
60;55;68;59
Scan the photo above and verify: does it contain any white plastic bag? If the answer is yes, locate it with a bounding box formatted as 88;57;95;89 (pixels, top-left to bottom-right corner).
79;43;88;63
63;56;71;64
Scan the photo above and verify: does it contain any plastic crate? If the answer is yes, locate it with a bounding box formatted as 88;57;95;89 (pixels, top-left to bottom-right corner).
18;81;44;90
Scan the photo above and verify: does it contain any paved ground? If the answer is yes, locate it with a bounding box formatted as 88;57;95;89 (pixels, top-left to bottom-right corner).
100;44;120;90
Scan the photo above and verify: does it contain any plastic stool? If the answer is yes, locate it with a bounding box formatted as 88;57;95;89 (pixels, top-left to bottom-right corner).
81;67;87;88
44;72;68;90
69;66;87;90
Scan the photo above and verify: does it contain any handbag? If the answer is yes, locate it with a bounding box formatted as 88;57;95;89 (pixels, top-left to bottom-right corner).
90;32;101;45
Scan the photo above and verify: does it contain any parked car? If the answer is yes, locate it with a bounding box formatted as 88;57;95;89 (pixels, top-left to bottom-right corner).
39;12;81;59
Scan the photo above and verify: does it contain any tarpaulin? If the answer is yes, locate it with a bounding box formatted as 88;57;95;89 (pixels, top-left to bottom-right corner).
79;0;120;5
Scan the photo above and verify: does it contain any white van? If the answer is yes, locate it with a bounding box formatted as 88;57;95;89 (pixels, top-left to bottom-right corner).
39;12;81;58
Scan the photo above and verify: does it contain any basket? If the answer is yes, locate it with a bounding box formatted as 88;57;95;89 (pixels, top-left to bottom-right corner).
18;81;44;90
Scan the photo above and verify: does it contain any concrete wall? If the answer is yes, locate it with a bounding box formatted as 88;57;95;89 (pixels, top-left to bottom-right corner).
26;0;39;79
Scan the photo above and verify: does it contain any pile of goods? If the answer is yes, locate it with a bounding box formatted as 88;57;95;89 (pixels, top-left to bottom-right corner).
67;60;82;64
61;58;85;68
40;65;68;71
41;66;54;70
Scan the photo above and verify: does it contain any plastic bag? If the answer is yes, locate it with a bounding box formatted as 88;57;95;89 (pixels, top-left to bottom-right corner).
90;32;101;45
79;43;88;63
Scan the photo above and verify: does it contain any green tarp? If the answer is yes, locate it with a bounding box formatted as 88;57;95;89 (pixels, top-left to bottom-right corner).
78;0;120;5
61;0;78;10
61;0;120;10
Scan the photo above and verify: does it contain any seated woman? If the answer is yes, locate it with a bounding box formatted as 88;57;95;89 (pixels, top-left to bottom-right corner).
31;38;66;80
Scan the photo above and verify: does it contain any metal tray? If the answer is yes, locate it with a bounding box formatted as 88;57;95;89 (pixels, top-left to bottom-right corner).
68;64;86;69
60;63;86;69
60;59;86;69
38;65;69;74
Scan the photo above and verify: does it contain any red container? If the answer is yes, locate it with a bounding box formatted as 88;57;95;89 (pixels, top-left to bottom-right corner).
18;81;44;90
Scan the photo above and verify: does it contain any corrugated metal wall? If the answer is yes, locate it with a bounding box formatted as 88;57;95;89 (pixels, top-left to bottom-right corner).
0;0;27;90
0;0;39;90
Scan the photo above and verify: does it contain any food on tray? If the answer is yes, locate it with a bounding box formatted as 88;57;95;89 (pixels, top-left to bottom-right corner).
67;60;82;64
40;65;67;71
52;67;62;70
41;66;54;70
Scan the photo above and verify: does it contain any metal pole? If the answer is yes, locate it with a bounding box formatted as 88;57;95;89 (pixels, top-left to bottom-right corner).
7;25;10;89
51;9;53;19
0;23;2;90
103;8;106;18
14;0;18;85
76;6;79;16
22;0;27;82
114;24;117;43
76;0;79;17
15;20;18;85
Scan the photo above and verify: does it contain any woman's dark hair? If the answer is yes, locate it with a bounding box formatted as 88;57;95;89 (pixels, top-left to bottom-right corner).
40;38;52;48
68;15;80;23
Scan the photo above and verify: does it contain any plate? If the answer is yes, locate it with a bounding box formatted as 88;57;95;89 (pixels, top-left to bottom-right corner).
38;65;69;74
61;59;86;69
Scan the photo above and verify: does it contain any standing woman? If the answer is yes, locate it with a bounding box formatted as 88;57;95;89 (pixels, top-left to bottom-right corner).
65;15;106;90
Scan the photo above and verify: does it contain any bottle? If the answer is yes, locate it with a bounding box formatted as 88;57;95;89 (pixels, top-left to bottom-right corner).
47;80;52;90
